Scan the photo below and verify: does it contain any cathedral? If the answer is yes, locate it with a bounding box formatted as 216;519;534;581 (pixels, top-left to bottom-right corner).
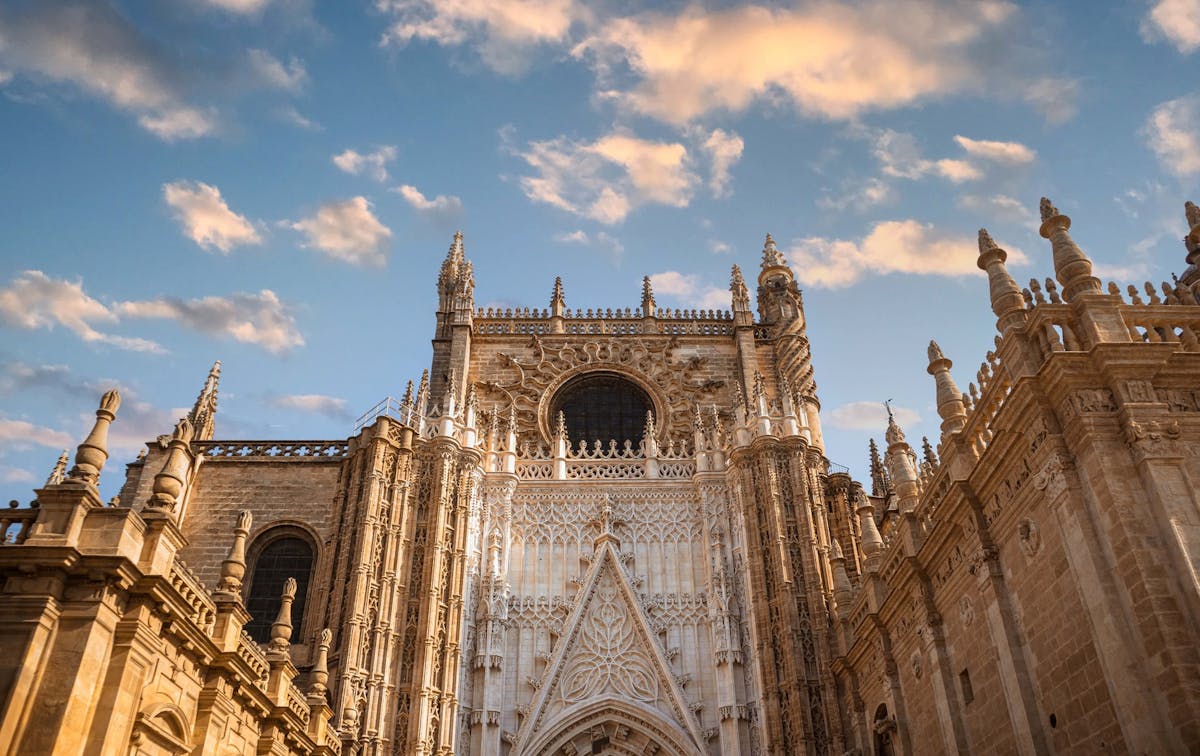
2;197;1200;756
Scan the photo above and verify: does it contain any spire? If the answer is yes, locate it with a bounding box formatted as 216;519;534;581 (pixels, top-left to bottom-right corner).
416;369;430;415
44;449;69;487
977;228;1025;334
884;401;905;447
189;360;221;441
67;389;121;486
217;510;253;596
550;276;565;317
761;233;786;268
921;436;938;468
883;406;920;513
641;275;656;315
269;577;297;653
1039;196;1101;301
927;340;967;437
1185;200;1200;266
868;439;889;496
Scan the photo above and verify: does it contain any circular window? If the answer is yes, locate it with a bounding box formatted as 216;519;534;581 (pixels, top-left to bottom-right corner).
550;373;653;446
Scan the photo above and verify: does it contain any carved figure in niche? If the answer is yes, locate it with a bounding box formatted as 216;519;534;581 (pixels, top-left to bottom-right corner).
959;596;975;628
910;652;923;680
1018;519;1042;559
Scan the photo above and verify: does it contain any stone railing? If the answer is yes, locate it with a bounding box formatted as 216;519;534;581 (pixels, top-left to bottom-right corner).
167;559;217;632
513;437;697;480
474;306;735;337
1;503;38;545
237;631;270;688
194;440;348;460
286;685;311;724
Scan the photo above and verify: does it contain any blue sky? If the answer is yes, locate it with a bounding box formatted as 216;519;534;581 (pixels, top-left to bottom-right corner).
1;0;1199;504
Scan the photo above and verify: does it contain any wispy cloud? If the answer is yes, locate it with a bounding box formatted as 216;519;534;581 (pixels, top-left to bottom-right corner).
196;0;273;13
393;184;464;220
117;290;305;355
266;393;350;419
700;128;744;197
332;146;397;182
553;229;624;260
648;271;728;310
377;0;582;75
278;105;322;131
0;271;163;352
953;135;1035;164
0;1;218;140
289;197;393;266
0;271;306;356
163;180;262;253
817;177;894;211
827;401;920;431
957;194;1038;227
1141;0;1200;54
0;418;75;452
247;49;307;92
1143;94;1200;176
786;220;1028;288
512;129;697;223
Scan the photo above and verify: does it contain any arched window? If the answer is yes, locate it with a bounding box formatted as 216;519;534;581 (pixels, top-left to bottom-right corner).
244;531;315;644
550;372;653;446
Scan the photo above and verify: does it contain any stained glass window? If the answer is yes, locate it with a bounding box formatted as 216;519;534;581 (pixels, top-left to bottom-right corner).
550;373;652;446
245;535;313;644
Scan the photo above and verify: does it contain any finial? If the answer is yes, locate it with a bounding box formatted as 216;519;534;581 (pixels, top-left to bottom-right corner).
641;275;656;313
884;401;906;446
218;510;253;595
761;233;786;267
45;449;69;487
552;276;564;302
928;340;945;363
555;410;567;439
1040;197;1059;222
884;399;894;423
831;538;844;560
1186;200;1199;228
310;627;332;697
148;416;194;511
401;379;414;408
67;389;121;485
868;438;889;496
1186;201;1200;264
978;228;996;253
643;409;657;438
269;577;297;652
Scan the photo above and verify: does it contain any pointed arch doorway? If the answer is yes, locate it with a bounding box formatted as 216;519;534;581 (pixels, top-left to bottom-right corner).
523;699;704;756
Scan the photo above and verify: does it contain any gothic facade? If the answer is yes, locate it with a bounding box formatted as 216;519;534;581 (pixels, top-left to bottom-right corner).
2;198;1200;755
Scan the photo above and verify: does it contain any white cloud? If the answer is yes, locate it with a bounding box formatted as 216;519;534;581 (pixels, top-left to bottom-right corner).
827;401;921;431
786;220;1029;288
394;184;464;219
648;271;728;310
332;146;397;182
247;49;307;92
197;0;272;12
817;177;894;211
377;0;581;75
1143;94;1200;176
953;135;1036;164
0;271;162;352
554;230;589;244
163;180;262;253
266;393;350;419
289;197;393;266
513;129;697;224
871;130;981;183
0;2;218;140
117;290;304;355
708;240;732;254
0;418;74;452
0;70;13;86
574;1;1041;124
701;128;744;197
1142;0;1200;53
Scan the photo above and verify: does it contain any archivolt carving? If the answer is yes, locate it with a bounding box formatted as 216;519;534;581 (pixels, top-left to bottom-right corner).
480;334;728;442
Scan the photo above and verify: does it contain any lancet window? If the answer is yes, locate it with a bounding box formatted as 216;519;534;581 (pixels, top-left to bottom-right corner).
244;530;315;643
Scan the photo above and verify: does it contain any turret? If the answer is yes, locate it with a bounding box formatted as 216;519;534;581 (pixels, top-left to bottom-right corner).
431;232;474;405
549;276;566;332
756;233;803;327
883;406;920;513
